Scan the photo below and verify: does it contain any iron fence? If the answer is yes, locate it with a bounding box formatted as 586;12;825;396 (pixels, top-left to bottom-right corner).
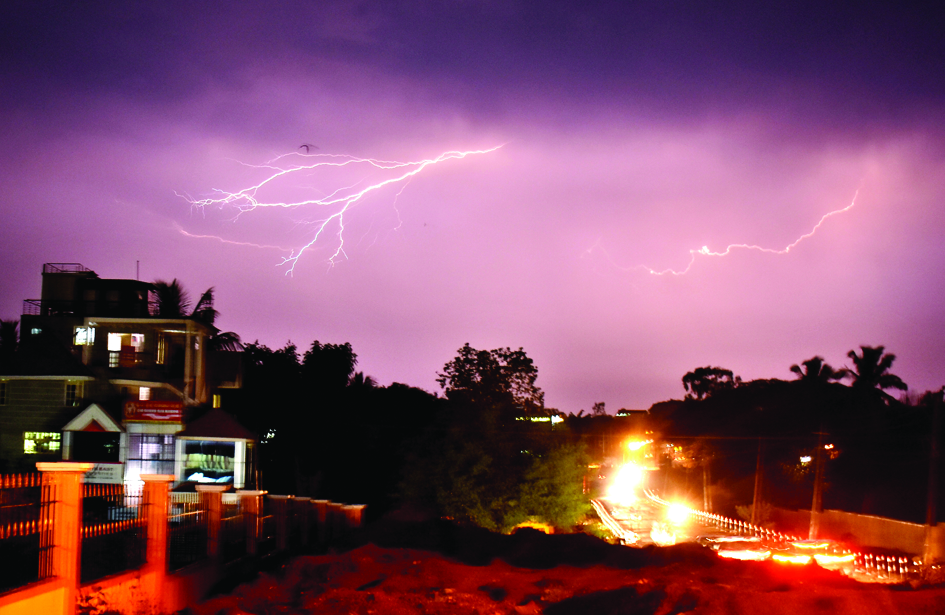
80;483;146;583
219;496;245;563
0;474;47;592
168;495;207;571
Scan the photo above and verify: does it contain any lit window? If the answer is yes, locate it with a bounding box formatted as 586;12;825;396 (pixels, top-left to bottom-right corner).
213;394;221;408
31;328;41;335
107;332;122;352
24;432;61;455
65;383;80;406
74;327;96;346
139;387;151;401
156;333;166;365
131;333;145;351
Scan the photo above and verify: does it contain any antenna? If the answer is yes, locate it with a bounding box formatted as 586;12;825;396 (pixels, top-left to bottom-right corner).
136;260;140;281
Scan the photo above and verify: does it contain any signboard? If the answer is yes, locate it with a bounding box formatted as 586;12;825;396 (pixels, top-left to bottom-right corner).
123;400;183;423
84;462;123;484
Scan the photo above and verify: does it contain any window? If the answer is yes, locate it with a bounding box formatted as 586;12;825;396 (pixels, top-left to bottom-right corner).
139;386;150;401
24;432;61;455
74;326;95;346
126;434;176;481
65;382;80;406
30;328;41;335
0;382;6;405
156;333;166;365
107;332;145;367
182;441;240;486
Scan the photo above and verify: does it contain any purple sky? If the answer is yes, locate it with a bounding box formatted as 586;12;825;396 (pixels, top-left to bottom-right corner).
2;2;944;412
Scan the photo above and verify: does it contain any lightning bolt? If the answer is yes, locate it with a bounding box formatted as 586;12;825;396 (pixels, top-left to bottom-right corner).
181;146;503;275
638;190;860;276
174;223;293;251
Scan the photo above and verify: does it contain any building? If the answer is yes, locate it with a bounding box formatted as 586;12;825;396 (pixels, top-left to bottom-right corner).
0;263;251;487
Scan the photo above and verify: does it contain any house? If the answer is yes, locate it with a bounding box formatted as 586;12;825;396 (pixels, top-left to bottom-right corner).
0;262;252;487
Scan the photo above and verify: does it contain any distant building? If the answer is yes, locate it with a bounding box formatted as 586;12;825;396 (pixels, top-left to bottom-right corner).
0;263;251;488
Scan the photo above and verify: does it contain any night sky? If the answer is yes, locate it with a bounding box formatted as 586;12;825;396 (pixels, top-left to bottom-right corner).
2;1;944;412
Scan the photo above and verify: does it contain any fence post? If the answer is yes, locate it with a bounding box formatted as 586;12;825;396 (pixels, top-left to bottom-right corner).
141;474;174;609
270;495;291;552
36;462;93;615
237;490;266;556
295;497;311;548
313;500;329;545
341;505;366;539
196;485;227;558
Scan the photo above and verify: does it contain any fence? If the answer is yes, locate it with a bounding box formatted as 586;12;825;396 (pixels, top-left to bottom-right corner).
0;474;51;593
0;464;366;615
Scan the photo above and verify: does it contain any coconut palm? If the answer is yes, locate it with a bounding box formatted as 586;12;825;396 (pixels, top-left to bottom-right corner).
844;345;907;392
152;280;242;351
789;356;847;383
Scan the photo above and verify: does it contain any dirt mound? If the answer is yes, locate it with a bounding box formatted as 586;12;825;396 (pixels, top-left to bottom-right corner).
182;518;945;615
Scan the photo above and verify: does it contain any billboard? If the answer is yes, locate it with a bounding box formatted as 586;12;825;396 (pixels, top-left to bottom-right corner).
123;400;183;423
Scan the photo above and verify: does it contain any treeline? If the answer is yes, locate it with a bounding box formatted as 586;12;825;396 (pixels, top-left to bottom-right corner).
650;346;944;524
227;341;589;530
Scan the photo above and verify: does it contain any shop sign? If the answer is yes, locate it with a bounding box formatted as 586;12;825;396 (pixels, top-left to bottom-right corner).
123;400;183;422
84;462;123;484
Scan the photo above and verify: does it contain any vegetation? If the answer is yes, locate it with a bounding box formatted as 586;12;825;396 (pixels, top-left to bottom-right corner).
403;344;590;532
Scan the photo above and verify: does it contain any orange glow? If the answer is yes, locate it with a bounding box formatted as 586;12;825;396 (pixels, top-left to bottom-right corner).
791;540;831;550
717;549;771;561
814;553;855;566
606;463;645;506
772;553;812;565
667;503;690;525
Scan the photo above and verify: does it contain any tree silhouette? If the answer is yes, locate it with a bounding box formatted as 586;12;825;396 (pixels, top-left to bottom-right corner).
152;280;242;351
845;345;907;393
682;366;740;400
789;356;847;383
0;319;18;371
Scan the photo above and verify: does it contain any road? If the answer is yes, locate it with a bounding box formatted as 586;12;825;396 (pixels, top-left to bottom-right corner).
592;493;726;547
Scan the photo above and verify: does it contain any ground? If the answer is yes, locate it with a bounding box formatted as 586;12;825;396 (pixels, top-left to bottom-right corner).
181;515;945;615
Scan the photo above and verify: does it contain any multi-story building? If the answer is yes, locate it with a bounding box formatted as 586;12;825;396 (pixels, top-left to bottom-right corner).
1;263;251;487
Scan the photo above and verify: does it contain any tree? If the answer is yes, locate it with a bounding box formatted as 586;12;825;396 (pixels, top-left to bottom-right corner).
437;343;545;418
302;341;357;392
0;319;18;371
845;345;907;393
592;401;606;416
152;280;242;351
152;279;190;317
682;366;741;400
789;356;847;383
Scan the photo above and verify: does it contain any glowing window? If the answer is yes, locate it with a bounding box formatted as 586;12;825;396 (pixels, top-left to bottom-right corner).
31;328;41;335
24;432;61;455
139;387;150;401
107;332;122;352
74;327;95;346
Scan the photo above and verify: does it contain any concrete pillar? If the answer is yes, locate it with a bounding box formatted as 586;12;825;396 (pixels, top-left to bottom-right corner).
270;495;292;551
328;502;345;543
924;524;945;564
295;497;311;547
342;505;366;534
36;462;94;615
238;490;266;555
313;500;329;545
196;485;227;558
142;474;174;605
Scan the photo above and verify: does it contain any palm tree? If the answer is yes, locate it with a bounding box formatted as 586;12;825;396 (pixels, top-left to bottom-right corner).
844;345;907;392
152;280;243;351
152;279;190;317
789;356;847;383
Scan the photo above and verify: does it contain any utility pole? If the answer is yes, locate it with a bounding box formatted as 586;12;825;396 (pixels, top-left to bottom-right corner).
703;457;712;513
751;438;763;526
809;431;825;540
